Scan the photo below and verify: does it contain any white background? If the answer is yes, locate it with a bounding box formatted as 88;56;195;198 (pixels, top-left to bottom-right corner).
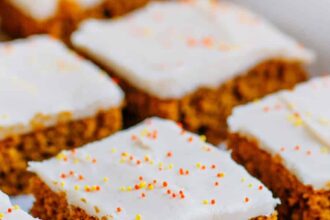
231;0;330;75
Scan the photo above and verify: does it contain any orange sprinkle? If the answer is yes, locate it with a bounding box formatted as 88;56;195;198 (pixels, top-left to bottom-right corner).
131;135;138;141
217;173;225;178
294;145;300;151
244;197;250;203
187;37;197;47
78;175;84;181
163;181;168;188
116;207;122;213
210;199;216;205
258;185;263;190
211;164;216;169
141;193;146;198
172;193;177;198
139;176;144;181
214;182;219;187
166;151;173;158
167;189;171;194
202;36;214;47
188;137;193;143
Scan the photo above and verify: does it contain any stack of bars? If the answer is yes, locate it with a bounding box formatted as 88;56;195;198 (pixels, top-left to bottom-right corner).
0;36;124;195
71;0;314;144
228;76;330;219
29;118;279;220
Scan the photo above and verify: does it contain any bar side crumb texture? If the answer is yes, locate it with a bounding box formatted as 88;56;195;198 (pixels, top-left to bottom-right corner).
72;0;314;144
0;191;37;219
0;36;124;195
29;117;279;220
228;76;330;220
0;0;149;39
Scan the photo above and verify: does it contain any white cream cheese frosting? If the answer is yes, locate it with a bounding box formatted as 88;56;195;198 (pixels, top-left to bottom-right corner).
0;191;37;220
228;76;330;190
29;117;279;220
72;0;314;99
8;0;104;20
0;35;124;141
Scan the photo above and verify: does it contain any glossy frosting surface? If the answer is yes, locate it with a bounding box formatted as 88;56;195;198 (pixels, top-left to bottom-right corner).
73;0;314;99
0;35;123;141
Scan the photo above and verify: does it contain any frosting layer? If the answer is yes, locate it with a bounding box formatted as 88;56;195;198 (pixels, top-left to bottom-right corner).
0;35;124;141
72;0;314;99
229;76;330;190
8;0;104;20
29;117;278;220
0;191;37;219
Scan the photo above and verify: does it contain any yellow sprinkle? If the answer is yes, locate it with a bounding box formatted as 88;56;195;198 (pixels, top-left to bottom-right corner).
248;183;253;188
74;185;80;191
139;181;147;188
80;198;87;203
200;135;207;142
140;128;148;137
120;186;126;192
241;178;246;183
149;160;154;165
73;159;80;164
147;184;154;190
120;159;126;164
111;148;117;153
158;162;163;169
168;163;174;169
94;206;100;214
60;181;66;188
127;186;133;191
0;213;4;218
321;146;330;154
135;214;142;220
13;205;20;210
103;177;109;182
122;152;129;157
196;162;202;169
202;200;209;205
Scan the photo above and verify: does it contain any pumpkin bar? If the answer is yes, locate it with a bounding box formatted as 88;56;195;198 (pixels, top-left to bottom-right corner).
72;0;314;144
0;35;124;195
228;76;330;219
29;117;279;220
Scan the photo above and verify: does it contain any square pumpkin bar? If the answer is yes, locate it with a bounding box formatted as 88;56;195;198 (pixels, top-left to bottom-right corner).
72;0;314;144
0;35;123;195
